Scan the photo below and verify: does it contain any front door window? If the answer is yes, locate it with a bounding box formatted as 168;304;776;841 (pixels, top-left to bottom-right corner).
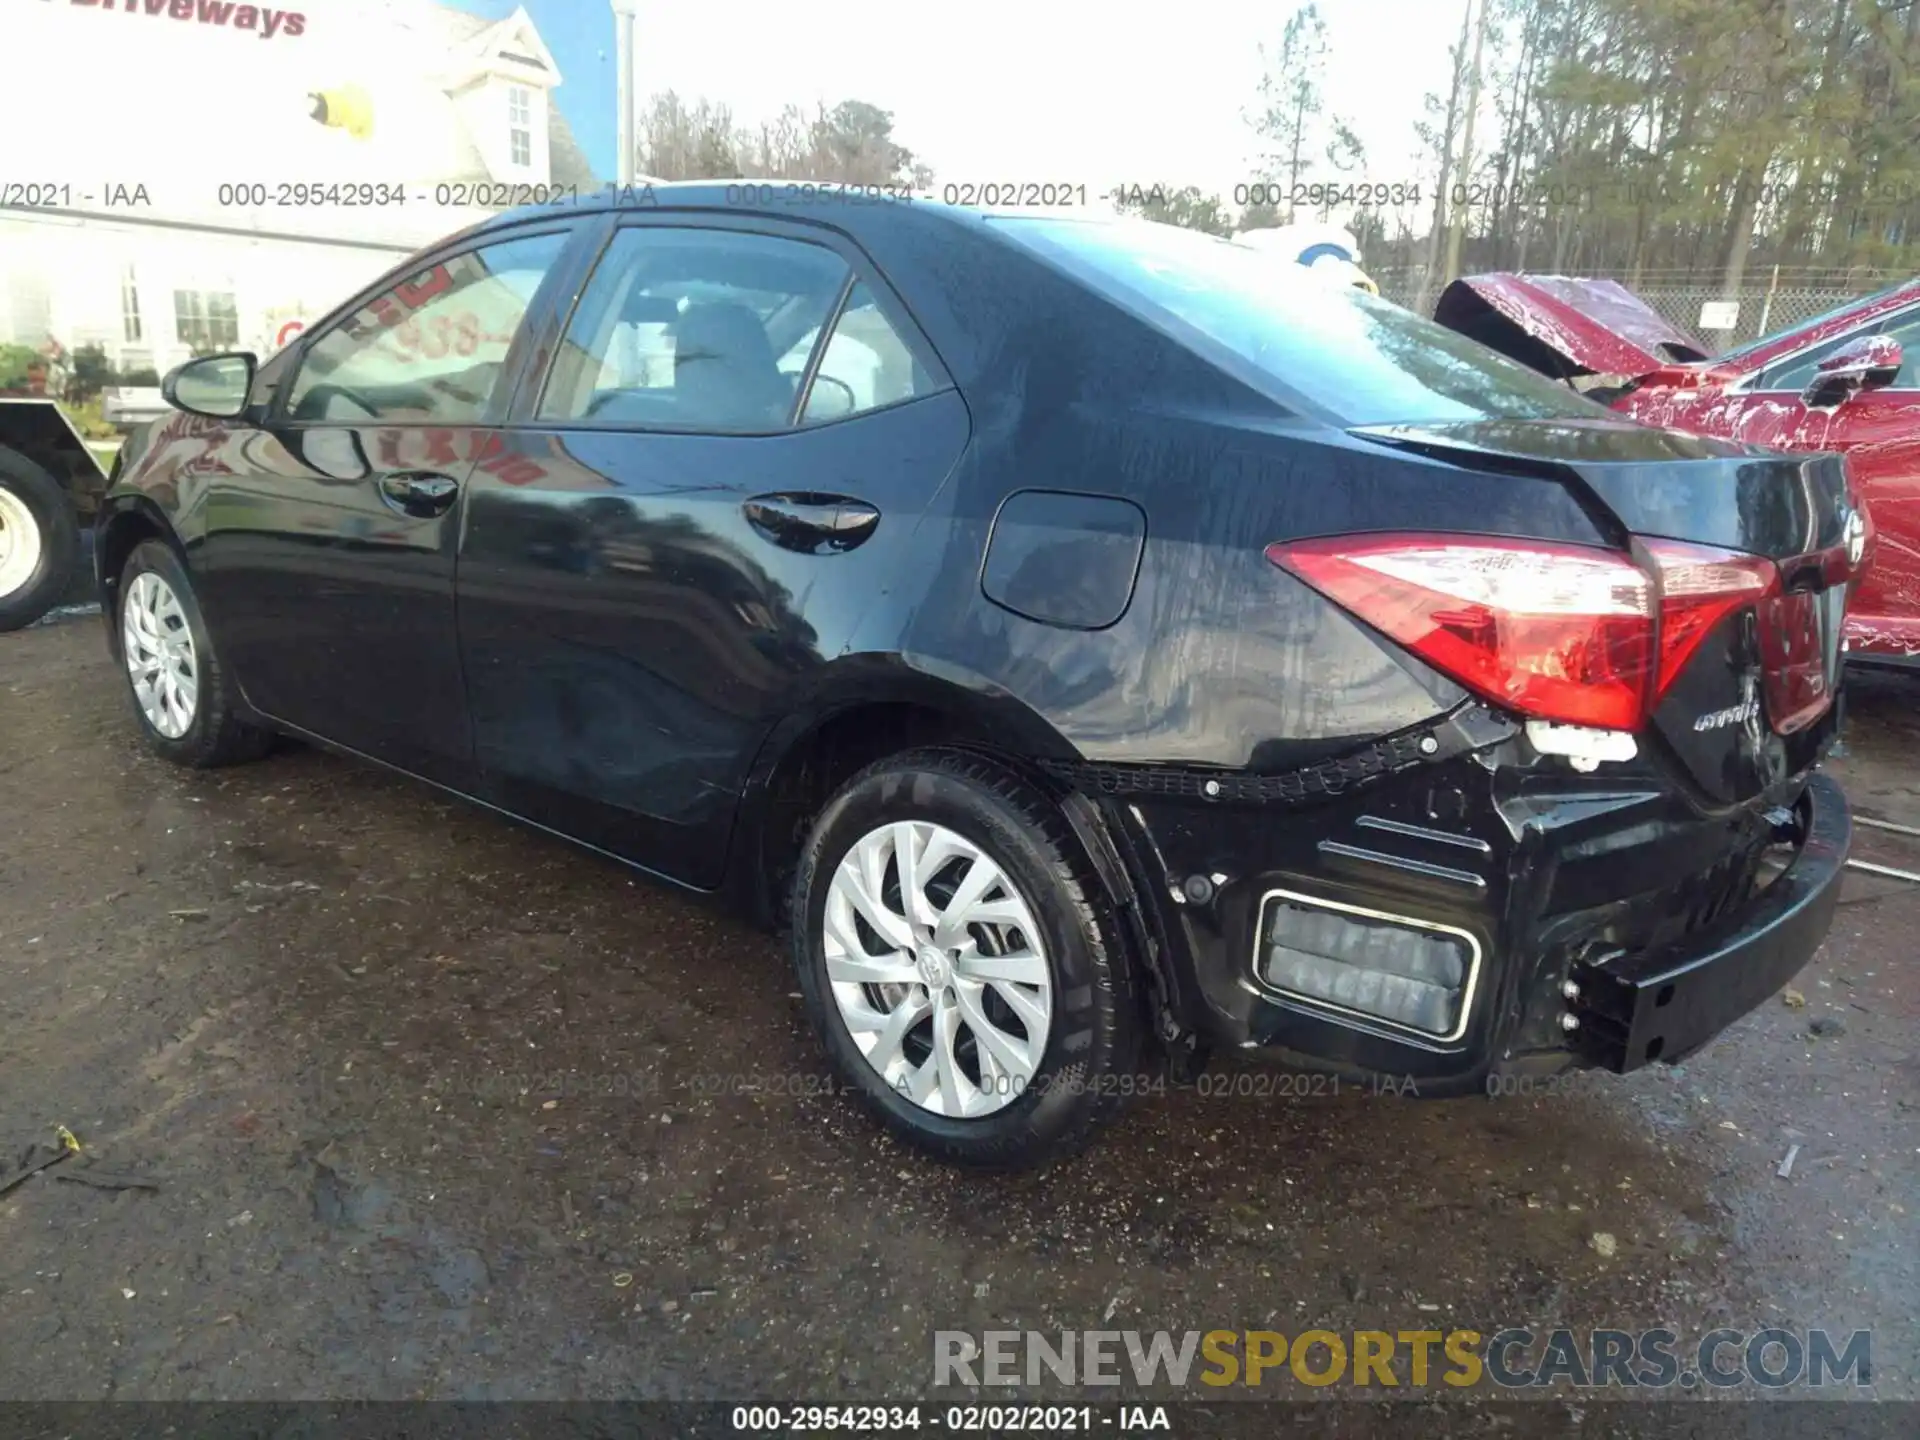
286;231;569;424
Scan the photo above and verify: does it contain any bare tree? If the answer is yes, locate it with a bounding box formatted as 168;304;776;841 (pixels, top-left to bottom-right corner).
1443;0;1493;284
1413;0;1477;312
635;93;930;187
1252;4;1331;218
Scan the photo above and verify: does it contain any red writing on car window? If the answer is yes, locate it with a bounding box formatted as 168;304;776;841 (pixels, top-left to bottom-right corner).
373;427;549;487
385;313;511;361
394;266;454;311
345;259;488;343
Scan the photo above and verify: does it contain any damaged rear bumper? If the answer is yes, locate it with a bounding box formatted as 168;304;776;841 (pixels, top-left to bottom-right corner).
1565;772;1849;1071
1069;715;1850;1095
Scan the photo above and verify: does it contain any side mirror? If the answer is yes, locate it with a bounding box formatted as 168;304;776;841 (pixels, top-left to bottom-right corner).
1805;335;1902;405
162;352;258;420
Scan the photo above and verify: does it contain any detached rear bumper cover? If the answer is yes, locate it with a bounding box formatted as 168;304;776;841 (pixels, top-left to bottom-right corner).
1568;772;1850;1071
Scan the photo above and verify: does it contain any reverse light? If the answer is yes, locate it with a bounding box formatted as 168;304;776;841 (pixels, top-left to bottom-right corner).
1266;532;1792;733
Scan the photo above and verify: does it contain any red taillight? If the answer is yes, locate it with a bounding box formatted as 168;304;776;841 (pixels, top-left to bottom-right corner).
1640;539;1773;698
1266;533;1792;732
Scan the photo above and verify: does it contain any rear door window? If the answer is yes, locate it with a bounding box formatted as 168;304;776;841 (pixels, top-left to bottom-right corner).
784;282;940;425
538;227;851;432
992;216;1607;427
285;231;568;423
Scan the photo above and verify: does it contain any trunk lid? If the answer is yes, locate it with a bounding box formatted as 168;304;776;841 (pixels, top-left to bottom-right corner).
1352;417;1858;807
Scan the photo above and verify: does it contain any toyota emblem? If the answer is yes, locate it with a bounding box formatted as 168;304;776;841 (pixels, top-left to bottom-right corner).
1844;509;1867;568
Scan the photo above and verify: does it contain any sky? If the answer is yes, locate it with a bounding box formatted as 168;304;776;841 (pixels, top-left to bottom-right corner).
449;0;1470;206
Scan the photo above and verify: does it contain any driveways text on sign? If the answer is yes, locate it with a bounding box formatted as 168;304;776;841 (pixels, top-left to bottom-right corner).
52;0;308;40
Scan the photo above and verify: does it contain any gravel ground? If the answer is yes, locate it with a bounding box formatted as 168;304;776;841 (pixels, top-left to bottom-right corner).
1;613;1914;1418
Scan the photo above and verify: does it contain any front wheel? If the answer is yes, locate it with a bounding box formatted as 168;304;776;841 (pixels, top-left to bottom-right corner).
117;539;273;768
790;748;1144;1168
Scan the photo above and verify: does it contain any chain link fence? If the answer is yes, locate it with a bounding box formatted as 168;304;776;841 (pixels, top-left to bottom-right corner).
1376;271;1886;352
1601;286;1861;351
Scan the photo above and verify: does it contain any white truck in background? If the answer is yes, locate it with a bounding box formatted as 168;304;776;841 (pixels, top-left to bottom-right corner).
0;395;112;630
100;387;171;428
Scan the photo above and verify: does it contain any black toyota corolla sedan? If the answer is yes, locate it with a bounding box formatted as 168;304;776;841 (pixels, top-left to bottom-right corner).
97;184;1857;1167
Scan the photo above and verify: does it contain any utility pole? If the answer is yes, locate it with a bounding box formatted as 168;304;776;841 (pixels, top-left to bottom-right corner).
610;0;638;186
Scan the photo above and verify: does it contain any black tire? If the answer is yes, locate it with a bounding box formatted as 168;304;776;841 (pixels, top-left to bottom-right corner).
790;748;1144;1169
115;539;274;768
0;449;80;633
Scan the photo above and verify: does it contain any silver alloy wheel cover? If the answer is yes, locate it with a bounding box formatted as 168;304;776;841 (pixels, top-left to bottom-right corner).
823;820;1053;1117
0;486;44;601
122;571;200;739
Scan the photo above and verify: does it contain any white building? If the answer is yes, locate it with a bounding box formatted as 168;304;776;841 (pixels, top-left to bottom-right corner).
2;0;601;374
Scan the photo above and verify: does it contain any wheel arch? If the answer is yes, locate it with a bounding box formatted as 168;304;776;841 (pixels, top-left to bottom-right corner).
95;496;184;656
731;661;1075;924
728;660;1191;1054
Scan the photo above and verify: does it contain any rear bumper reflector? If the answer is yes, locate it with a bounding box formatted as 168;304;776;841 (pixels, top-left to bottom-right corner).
1254;889;1481;1042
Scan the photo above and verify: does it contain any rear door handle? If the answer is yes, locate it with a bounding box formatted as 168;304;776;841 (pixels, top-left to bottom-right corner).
379;470;460;519
743;493;880;553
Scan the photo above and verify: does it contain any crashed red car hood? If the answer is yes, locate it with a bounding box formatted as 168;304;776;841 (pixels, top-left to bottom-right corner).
1434;273;1713;380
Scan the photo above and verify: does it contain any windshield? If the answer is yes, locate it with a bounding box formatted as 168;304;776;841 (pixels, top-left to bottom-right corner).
991;216;1609;427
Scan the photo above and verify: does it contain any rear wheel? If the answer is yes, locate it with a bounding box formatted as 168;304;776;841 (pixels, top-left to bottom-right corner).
0;451;78;633
117;540;273;768
791;748;1143;1168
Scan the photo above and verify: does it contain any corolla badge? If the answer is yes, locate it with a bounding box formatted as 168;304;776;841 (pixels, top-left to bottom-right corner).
1694;696;1760;733
1844;509;1867;569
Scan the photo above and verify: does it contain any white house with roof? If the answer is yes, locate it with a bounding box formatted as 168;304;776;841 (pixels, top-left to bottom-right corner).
3;0;604;374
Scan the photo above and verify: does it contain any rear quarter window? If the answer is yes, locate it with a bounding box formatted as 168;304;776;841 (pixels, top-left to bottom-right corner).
992;217;1606;428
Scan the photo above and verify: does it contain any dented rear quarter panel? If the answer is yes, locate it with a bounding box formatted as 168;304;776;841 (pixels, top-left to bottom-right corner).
839;216;1634;771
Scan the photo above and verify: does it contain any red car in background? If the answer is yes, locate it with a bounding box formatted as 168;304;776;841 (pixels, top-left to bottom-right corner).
1437;274;1919;661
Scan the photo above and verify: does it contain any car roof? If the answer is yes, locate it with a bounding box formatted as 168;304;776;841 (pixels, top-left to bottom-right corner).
481;180;975;239
475;181;1179;255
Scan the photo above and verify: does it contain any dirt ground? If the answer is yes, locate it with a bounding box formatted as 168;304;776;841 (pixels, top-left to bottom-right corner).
1;610;1915;1414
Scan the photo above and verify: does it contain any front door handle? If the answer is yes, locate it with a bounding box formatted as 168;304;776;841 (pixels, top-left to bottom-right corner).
380;470;460;519
743;493;881;554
